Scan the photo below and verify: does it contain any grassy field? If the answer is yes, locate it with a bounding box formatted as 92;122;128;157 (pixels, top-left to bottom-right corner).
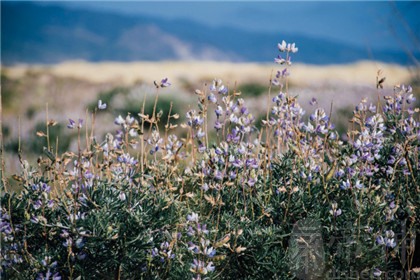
5;60;412;85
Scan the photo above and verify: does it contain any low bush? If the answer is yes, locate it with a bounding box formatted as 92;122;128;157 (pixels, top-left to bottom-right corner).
1;41;419;279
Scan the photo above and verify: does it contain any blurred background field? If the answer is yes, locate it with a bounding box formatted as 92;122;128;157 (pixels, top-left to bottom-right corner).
1;1;420;176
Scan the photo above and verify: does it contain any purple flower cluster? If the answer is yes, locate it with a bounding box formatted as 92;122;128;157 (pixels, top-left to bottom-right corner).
115;114;138;132
185;109;207;153
334;100;388;189
151;241;175;263
162;134;184;162
113;113;140;149
376;230;397;249
117;153;138;165
185;212;216;279
329;202;342;217
0;210;24;271
212;93;255;136
352;114;385;164
199;139;260;189
60;229;88;261
384;85;419;142
383;84;414;115
36;256;61;280
272;40;298;86
190;259;215;278
186;110;204;129
306;108;331;135
67;118;83;129
27;182;56;224
147;130;163;155
210;79;228;95
271;91;305;141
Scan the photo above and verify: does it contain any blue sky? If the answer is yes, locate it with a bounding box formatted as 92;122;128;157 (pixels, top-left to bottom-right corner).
38;1;419;52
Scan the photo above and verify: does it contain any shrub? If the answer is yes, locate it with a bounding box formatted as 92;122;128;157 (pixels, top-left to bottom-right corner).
1;41;419;280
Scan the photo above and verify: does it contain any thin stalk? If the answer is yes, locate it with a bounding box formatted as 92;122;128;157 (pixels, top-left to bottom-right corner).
285;52;290;95
164;102;173;149
54;136;60;197
0;87;6;191
266;70;274;121
91;109;97;143
283;190;292;223
149;87;160;135
199;176;204;216
140;93;147;175
213;202;223;244
190;127;195;164
17;116;24;171
46;103;50;151
115;264;122;280
201;83;209;149
265;71;274;175
85;109;90;149
45;104;55;181
74;127;82;213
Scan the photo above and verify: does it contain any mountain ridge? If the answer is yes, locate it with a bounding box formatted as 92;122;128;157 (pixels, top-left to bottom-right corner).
1;2;415;65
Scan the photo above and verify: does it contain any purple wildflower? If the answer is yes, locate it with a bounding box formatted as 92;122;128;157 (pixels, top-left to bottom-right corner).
274;55;286;64
214;121;223;131
160;78;171;88
208;93;217;103
204;247;216;258
33;200;42;210
407;93;416;104
187;212;199;223
67;119;76;129
309;97;318;106
278;40;287;52
385;238;396;248
197;224;209;235
247;178;256;187
355;180;364;189
330;202;342;217
376;236;385;245
340;179;351;190
98;100;107;110
218;85;228;95
215;106;223;118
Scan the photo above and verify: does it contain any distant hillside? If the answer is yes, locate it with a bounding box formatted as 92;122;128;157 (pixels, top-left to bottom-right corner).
1;2;415;65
